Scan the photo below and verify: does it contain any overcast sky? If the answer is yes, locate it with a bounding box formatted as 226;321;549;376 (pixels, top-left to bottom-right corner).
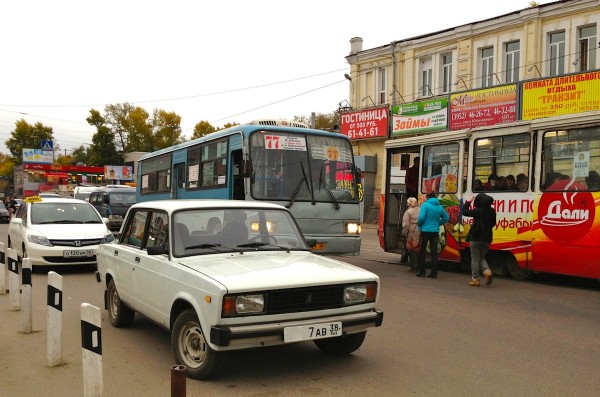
0;0;553;155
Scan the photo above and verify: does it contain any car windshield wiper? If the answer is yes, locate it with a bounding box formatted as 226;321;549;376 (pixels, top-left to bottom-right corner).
237;241;291;253
40;220;85;224
286;162;311;209
184;243;223;252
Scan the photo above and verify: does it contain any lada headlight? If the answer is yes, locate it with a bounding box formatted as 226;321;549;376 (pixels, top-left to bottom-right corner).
222;294;266;317
343;282;377;305
27;234;52;247
345;222;361;234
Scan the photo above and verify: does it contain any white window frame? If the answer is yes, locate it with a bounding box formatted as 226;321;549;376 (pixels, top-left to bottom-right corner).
440;53;453;94
504;41;520;84
420;57;433;97
577;25;597;72
481;47;494;88
377;67;387;104
549;31;565;76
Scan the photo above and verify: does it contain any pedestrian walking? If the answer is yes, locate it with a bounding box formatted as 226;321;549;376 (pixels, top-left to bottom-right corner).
416;191;449;278
462;192;496;286
402;197;421;272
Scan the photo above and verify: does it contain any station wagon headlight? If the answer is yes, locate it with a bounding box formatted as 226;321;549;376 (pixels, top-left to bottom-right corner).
101;233;115;243
345;222;361;234
27;234;52;247
344;282;377;305
222;294;266;317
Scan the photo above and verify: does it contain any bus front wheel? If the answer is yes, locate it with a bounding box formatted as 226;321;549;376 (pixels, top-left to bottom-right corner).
505;254;533;280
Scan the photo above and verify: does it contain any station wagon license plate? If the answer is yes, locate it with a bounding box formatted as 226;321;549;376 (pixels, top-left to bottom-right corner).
63;249;94;258
283;321;342;343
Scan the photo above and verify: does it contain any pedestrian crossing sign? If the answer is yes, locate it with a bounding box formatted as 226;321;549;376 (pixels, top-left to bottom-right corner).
42;140;53;151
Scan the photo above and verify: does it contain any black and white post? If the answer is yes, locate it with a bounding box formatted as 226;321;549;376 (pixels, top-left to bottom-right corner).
21;258;32;334
7;248;19;311
0;241;6;295
47;271;63;367
81;303;103;397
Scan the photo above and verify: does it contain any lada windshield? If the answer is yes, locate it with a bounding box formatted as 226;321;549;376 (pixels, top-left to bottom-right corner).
172;208;307;257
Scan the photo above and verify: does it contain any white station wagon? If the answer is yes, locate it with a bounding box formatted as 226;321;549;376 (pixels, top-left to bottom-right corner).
95;199;383;379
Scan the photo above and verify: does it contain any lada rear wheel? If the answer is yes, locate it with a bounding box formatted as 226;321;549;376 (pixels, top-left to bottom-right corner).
172;309;222;380
314;331;366;355
107;279;134;327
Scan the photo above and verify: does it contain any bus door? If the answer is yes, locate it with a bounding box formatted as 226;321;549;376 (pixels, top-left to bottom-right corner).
380;147;420;253
172;162;186;199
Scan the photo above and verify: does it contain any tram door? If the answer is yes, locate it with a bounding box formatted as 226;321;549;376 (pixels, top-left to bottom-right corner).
382;147;420;253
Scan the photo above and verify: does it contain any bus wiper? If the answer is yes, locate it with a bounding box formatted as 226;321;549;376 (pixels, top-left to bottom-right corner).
318;167;340;210
286;162;311;209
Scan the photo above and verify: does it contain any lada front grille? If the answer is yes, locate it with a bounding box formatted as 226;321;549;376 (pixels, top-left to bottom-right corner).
267;285;346;314
49;238;103;247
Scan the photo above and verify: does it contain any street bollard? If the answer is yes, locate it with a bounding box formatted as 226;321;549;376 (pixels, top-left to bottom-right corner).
21;258;32;334
7;248;19;311
81;303;103;397
171;365;186;397
0;241;6;295
47;271;63;367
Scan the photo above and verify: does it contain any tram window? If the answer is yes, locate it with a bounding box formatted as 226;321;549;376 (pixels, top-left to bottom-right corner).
542;126;600;191
421;143;459;194
473;133;530;192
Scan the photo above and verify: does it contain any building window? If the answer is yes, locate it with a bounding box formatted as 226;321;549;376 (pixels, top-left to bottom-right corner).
441;53;453;94
377;67;387;104
481;47;494;88
504;41;520;83
549;31;565;76
420;58;433;97
577;25;597;72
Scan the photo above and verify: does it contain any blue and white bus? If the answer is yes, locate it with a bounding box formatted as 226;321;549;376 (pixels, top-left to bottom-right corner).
136;121;362;255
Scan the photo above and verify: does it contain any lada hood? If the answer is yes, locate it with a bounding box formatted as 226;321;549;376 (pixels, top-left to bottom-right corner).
178;251;378;292
31;224;110;239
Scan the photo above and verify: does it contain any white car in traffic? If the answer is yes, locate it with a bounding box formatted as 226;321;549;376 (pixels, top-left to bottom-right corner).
7;197;114;267
95;200;383;379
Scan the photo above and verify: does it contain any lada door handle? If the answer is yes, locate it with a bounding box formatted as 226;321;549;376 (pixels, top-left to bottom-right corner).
135;257;141;263
113;250;118;256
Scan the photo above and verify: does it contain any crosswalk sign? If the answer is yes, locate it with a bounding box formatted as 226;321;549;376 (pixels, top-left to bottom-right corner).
41;140;53;151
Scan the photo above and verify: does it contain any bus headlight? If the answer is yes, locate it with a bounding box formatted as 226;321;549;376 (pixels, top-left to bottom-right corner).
345;222;361;234
222;294;266;317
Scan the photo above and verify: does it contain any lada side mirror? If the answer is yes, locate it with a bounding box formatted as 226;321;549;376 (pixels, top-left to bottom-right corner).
147;245;168;256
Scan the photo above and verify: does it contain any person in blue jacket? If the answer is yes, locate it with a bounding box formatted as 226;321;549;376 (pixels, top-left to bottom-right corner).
416;191;450;278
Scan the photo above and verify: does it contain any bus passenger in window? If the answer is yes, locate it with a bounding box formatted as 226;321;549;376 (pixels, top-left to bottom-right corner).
517;179;528;192
505;175;517;191
484;174;497;190
495;176;507;191
473;179;484;192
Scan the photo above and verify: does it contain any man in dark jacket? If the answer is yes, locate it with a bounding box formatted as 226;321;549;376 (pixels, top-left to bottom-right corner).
416;191;450;278
462;192;496;286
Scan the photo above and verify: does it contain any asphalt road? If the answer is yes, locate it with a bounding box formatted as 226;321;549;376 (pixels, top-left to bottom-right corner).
1;223;599;396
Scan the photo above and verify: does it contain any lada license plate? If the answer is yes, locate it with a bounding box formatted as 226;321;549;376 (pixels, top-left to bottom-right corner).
284;321;342;343
64;249;94;258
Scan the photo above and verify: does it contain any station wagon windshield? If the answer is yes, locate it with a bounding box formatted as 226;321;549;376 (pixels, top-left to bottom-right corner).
172;208;306;257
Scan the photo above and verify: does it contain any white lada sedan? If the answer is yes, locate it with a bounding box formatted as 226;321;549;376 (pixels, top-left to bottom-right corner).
95;200;383;380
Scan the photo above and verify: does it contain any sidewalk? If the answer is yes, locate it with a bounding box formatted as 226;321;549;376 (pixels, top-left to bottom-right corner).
357;223;401;264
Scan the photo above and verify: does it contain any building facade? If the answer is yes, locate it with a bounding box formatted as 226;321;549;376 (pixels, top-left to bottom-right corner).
344;0;599;206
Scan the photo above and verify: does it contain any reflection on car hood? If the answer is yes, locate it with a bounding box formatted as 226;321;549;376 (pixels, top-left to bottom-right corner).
29;224;110;239
179;251;377;291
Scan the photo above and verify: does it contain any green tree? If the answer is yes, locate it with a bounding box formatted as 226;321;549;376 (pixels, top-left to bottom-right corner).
4;119;54;165
0;153;16;180
126;107;153;152
87;109;122;166
152;109;183;149
103;103;135;154
218;122;239;131
191;120;216;139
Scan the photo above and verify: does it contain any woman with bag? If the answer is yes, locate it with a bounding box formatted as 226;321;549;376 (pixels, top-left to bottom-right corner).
402;197;421;272
462;192;496;286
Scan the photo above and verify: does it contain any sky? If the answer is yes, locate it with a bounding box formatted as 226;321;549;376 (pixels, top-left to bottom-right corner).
0;0;554;155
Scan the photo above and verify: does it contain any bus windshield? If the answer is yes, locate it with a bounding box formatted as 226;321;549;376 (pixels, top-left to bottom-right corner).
250;131;358;203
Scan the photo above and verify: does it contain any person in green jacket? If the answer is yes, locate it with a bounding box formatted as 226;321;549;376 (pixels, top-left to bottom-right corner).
416;191;449;278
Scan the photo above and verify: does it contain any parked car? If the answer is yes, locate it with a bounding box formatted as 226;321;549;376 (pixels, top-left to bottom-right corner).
88;187;136;233
7;197;114;267
72;185;99;201
96;200;383;380
0;201;9;223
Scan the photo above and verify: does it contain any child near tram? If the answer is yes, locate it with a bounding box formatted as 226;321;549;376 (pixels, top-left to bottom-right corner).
462;193;496;286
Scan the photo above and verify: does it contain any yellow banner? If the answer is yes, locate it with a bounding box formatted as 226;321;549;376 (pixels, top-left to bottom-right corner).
521;72;600;120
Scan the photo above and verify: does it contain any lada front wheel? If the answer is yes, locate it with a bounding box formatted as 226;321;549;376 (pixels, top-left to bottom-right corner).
172;309;222;380
314;331;366;355
107;279;134;327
